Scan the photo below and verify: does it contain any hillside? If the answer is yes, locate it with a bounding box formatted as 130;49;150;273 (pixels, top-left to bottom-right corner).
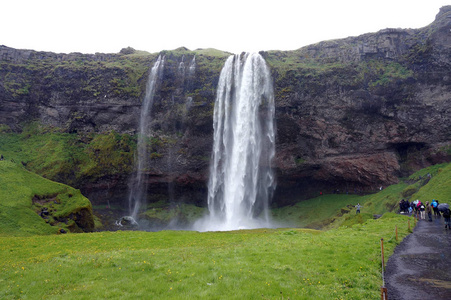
0;160;94;236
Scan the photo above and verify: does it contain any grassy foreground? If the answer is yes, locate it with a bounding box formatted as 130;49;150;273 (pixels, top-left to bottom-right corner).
0;213;411;299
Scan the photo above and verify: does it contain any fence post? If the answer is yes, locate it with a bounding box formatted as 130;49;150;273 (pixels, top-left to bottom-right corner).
395;226;398;241
380;238;388;299
381;287;388;299
408;219;411;231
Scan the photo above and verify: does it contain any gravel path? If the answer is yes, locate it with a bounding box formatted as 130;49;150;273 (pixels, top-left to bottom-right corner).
385;215;451;299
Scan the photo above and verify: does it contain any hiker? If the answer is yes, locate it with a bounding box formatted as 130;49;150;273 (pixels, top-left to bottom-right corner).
426;201;432;222
413;200;420;219
432;199;440;218
355;203;361;214
403;199;410;213
404;199;410;213
0;154;3;160
419;201;426;220
399;199;405;213
443;208;451;229
399;199;408;214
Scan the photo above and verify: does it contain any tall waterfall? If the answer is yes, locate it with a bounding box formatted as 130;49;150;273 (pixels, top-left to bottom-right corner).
128;55;165;220
197;53;276;231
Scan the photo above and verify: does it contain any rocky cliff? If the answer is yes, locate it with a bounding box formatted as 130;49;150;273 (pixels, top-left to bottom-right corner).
1;7;450;208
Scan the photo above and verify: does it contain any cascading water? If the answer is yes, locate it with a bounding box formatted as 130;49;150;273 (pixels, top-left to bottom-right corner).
195;53;276;231
188;56;196;76
127;55;165;222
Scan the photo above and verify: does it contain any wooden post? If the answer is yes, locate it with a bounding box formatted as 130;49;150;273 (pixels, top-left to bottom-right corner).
381;287;388;299
380;238;387;299
395;226;398;241
408;219;411;231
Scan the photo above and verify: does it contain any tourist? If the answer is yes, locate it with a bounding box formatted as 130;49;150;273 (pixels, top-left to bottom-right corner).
414;201;420;219
419;201;426;220
355;203;361;214
426;201;432;222
405;199;410;213
443;208;451;229
432;199;440;218
0;154;3;160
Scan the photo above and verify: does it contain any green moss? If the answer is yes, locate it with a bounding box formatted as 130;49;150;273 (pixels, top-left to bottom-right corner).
81;131;135;179
0;123;136;186
358;61;414;88
193;48;231;58
295;157;305;165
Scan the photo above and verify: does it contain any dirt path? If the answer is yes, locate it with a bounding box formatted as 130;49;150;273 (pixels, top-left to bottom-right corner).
385;215;451;299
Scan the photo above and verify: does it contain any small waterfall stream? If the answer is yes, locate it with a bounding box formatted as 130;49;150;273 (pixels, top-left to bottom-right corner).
127;55;165;221
195;53;276;231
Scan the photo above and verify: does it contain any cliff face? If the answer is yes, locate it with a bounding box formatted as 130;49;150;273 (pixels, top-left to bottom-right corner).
267;6;451;202
1;7;450;207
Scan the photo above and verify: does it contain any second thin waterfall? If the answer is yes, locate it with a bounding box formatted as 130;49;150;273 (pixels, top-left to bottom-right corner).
198;53;276;231
127;56;165;221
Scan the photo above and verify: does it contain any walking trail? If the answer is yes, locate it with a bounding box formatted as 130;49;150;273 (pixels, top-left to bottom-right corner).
385;215;451;299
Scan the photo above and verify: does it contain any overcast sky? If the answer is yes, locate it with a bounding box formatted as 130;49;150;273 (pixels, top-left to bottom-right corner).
1;0;449;55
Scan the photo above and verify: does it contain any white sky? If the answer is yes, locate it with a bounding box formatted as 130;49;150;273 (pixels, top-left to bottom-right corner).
1;0;449;54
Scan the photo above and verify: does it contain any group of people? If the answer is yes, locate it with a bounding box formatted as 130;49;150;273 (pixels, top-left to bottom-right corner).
399;198;451;229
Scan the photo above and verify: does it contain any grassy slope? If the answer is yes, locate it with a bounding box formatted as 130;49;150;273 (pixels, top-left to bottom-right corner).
0;214;411;299
0;160;93;236
410;163;451;203
272;162;450;230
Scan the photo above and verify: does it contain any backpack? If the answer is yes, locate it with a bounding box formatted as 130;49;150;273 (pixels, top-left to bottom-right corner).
432;201;438;208
443;209;451;218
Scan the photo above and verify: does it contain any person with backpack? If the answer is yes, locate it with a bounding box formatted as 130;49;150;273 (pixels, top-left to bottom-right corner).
432;199;439;218
425;201;432;222
419;201;426;220
443;208;451;229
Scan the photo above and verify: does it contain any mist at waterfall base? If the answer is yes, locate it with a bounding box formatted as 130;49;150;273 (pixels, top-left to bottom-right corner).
193;53;277;232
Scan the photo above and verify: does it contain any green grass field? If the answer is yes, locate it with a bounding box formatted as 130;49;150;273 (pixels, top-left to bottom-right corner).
0;214;411;299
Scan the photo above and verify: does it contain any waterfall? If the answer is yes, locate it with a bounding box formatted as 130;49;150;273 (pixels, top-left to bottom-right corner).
127;55;165;220
188;55;196;76
178;55;185;75
196;53;276;231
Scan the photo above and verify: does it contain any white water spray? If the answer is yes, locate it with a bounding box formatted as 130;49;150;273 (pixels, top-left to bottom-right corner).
195;53;276;231
127;55;165;220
